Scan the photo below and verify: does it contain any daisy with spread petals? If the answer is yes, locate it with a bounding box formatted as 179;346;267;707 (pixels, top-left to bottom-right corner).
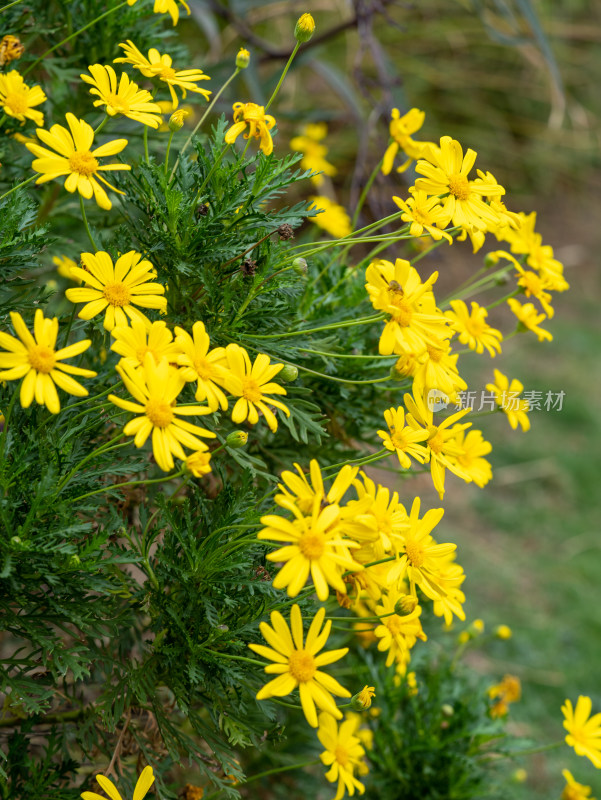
445;300;503;357
249;604;350;728
109;353;216;472
275;459;358;515
561;769;596;800
115;41;211;109
223;344;290;432
225;101;276;156
66;251;167;331
450;427;492;488
378;405;429;469
82;765;154;800
174;322;230;412
415;136;504;232
317;712;367;800
486;370;530;432
258;496;361;601
25;113;129;210
562;696;601;768
393;192;453;243
381;107;428;175
111;319;181;371
81;65;163;128
0;310;96;414
373;587;427;668
0;70;47;126
127;0;190;26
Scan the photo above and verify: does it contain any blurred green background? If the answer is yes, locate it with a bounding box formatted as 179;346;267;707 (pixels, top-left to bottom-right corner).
177;0;601;795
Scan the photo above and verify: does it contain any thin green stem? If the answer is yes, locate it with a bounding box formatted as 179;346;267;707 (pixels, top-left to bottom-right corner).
0;0;24;12
239;314;385;340
70;470;185;504
56;434;127;493
322;448;390;474
485;289;519;310
164;130;175;178
243;759;320;785
93;115;109;135
350;156;384;232
264;42;300;111
0;174;37;202
208;651;265;668
61;305;77;347
0;390;19;466
299;348;396;361
23;1;129;77
143;124;149;163
170;67;240;181
79;196;98;251
196;144;229;197
503;741;563;758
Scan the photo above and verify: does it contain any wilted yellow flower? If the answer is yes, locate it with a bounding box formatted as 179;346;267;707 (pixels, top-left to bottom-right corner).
0;70;47;127
25;113;130;210
224;101;276;156
0;35;25;67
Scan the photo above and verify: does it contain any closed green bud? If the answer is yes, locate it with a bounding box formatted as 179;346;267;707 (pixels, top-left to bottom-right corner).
441;703;454;717
292;257;307;275
294;13;315;43
67;554;81;569
279;364;298;382
236;48;250;69
226;430;248;448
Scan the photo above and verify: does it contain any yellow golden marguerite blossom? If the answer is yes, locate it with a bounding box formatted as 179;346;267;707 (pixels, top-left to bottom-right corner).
115;41;211;109
225;101;276;155
25;113;130;210
249;604;350;728
485;369;530;432
0;310;96;414
66;251;167;331
317;712;367;800
108;353;215;472
0;69;46;126
81;64;163;128
223;344;290;432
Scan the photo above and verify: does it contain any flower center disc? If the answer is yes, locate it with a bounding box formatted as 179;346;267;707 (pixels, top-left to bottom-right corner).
28;344;56;373
288;649;316;682
448;173;470;201
68;150;99;177
298;529;326;560
103;282;131;307
241;377;262;403
193;358;213;381
145;399;174;428
427;428;444;454
390;297;413;327
136;346;159;365
107;93;130;114
405;541;425;568
386;614;404;636
334;745;350;767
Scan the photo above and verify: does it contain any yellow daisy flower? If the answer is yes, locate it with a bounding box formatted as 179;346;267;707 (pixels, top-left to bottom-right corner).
0;70;46;127
108;353;216;472
364;257;448;356
0;310;96;414
381;107;427;175
415;136;504;232
507;297;553;342
223;344;290;432
275;459;359;515
127;0;190;26
81;64;163;128
317;712;367;800
53;254;79;281
290;123;336;186
373;588;426;668
309;196;352;238
486;369;530;432
82;765;154;800
377;405;429;469
65;251;167;331
174;322;230;412
248;604;350;727
411;338;467;407
185;448;212;478
392;192;453;243
561;769;596;800
115;41;211;109
25;113;129;210
430;553;466;625
258;496;360;601
225;101;276;156
110;319;181;370
562;696;601;769
450;427;492;488
445;300;503;357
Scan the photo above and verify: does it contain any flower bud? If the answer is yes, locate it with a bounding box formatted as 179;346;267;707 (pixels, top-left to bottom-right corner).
441;703;454;717
226;430;248;449
295;13;315;43
169;109;189;131
292;257;307;275
484;252;500;269
279;364;298;382
67;554;81;569
236;48;250;69
394;594;418;615
351;685;375;710
495;624;512;640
